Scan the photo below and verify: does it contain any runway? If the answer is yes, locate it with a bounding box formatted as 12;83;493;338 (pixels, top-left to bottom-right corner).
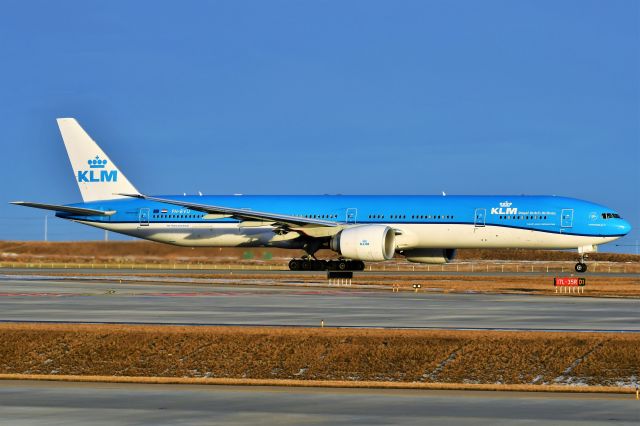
1;275;638;331
5;266;638;278
0;380;637;425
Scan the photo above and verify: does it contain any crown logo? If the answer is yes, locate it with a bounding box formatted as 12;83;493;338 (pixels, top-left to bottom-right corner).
88;155;108;169
499;201;512;207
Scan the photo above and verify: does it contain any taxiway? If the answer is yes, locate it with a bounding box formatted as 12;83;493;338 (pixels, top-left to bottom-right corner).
0;275;638;331
0;380;637;425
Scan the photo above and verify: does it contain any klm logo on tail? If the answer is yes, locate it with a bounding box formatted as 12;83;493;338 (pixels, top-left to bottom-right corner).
77;156;118;183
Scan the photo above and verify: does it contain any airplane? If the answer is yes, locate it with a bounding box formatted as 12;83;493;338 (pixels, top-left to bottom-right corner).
11;118;631;273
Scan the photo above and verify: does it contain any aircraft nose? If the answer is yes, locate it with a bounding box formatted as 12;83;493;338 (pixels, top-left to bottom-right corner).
618;219;632;235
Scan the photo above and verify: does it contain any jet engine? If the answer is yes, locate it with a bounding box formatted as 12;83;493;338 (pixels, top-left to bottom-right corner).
330;225;396;261
400;248;457;264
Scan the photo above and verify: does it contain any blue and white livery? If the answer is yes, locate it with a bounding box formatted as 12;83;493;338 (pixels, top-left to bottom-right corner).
11;119;631;272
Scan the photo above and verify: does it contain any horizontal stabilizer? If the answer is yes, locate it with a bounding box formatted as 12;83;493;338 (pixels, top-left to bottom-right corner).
10;201;116;216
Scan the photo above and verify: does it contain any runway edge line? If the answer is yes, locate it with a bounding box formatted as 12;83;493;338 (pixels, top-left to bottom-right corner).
0;374;635;395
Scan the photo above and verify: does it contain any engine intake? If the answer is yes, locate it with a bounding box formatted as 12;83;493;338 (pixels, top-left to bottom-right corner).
401;248;457;264
330;225;396;261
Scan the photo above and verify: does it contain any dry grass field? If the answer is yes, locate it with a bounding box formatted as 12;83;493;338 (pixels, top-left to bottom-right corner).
0;323;638;390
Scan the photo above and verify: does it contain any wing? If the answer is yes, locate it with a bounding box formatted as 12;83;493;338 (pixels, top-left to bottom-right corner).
120;194;339;228
10;201;116;216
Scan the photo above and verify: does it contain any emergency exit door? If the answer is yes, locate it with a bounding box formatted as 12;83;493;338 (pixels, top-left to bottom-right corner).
561;209;574;228
139;208;150;226
346;208;357;224
474;208;486;227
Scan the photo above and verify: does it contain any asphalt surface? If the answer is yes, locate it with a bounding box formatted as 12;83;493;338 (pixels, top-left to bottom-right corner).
0;381;638;425
1;275;638;331
5;266;638;278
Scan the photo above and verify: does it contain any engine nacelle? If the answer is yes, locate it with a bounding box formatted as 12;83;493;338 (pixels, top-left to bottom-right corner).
330;225;396;261
401;248;457;264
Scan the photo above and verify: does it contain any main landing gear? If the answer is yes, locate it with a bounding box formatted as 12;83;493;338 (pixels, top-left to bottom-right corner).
575;254;588;273
288;258;366;271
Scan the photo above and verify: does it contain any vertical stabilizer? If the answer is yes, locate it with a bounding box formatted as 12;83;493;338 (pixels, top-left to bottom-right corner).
56;118;139;202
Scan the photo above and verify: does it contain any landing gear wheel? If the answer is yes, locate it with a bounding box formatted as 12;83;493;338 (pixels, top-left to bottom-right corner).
575;262;587;273
289;259;300;271
292;258;363;271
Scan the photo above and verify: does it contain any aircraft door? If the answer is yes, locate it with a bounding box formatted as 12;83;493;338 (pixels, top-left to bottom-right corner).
139;208;150;227
474;208;486;227
561;209;574;228
346;208;357;224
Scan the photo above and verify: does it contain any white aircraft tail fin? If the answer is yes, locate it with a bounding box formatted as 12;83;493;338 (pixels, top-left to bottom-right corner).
56;118;139;202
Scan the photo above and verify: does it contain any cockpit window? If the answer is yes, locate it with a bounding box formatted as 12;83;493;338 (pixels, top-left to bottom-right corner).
601;213;621;219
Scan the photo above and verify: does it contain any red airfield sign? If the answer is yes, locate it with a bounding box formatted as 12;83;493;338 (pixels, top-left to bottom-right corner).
554;277;586;287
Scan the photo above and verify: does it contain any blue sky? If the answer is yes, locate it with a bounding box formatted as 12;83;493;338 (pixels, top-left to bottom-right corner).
0;0;638;252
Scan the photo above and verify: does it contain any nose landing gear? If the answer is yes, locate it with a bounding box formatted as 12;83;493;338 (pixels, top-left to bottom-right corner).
575;254;588;273
575;262;587;273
